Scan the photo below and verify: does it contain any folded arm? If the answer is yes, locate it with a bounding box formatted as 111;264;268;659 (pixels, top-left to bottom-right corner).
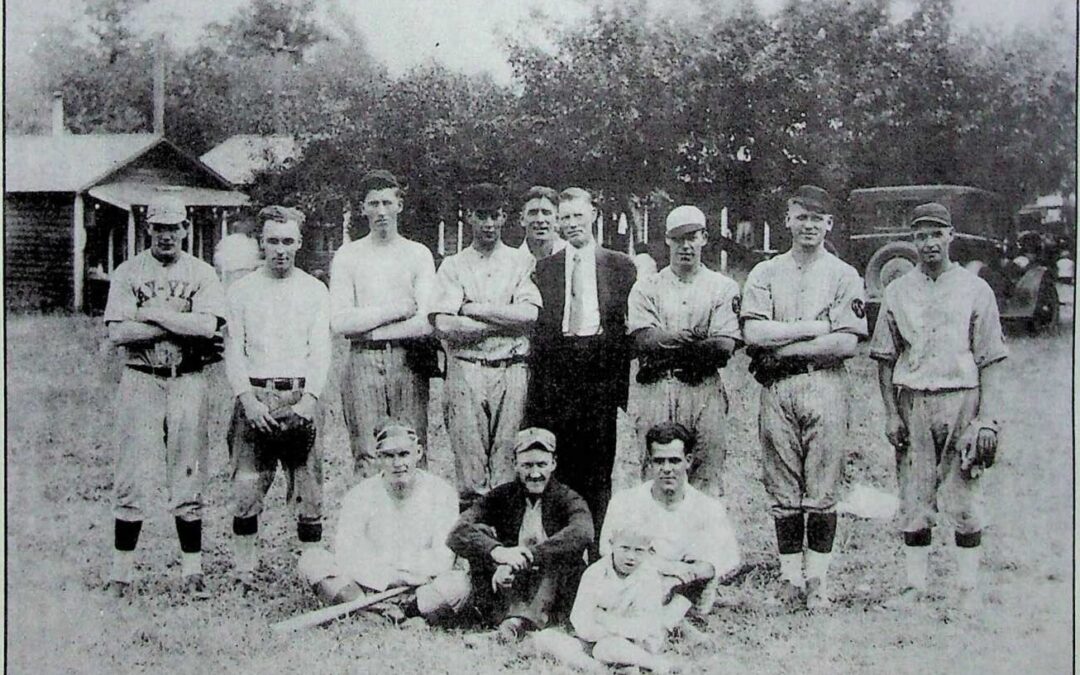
772;332;858;359
136;308;219;338
741;318;831;348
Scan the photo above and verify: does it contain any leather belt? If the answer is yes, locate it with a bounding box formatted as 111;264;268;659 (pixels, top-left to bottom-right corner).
454;355;527;368
250;377;306;391
127;363;201;378
351;339;403;351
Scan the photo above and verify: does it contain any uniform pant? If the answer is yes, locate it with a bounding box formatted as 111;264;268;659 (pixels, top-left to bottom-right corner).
622;371;729;497
896;388;984;535
227;386;322;535
340;345;429;477
759;369;851;517
112;368;209;521
443;358;527;502
467;565;578;629
298;547;471;615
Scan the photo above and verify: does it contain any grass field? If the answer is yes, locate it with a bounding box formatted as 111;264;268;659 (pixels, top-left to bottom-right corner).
5;313;1074;674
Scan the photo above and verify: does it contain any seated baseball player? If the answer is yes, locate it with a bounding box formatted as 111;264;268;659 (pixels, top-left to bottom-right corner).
298;422;470;624
224;206;331;589
532;526;690;674
447;428;594;643
600;422;741;616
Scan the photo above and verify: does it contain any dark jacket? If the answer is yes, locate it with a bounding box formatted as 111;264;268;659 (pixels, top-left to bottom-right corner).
446;478;594;573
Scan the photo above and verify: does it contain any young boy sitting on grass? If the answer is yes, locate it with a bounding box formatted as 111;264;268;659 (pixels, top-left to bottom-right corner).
532;527;689;674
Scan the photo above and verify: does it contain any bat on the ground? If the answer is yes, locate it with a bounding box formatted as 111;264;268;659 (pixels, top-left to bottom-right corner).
270;585;412;634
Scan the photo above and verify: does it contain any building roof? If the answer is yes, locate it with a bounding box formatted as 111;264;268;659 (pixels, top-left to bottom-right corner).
88;182;249;211
5;133;161;193
199;134;300;185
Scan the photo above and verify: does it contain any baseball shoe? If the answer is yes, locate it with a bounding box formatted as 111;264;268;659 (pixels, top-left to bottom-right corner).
767;580;806;611
495;616;533;644
181;574;210;600
105;580;131;599
370;601;406;624
673;617;711;648
805;578;832;612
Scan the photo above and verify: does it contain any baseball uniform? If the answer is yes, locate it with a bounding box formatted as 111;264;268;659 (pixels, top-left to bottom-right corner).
104;249;227;524
224;267;331;545
622;266;741;496
740;250;868;516
330;236;437;477
432;242;542;502
869;264;1008;537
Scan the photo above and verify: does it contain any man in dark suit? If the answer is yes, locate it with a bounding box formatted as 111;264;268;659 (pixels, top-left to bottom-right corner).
526;187;638;544
448;428;594;642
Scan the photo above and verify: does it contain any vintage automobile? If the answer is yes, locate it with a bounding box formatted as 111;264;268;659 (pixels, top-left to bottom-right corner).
831;185;1059;331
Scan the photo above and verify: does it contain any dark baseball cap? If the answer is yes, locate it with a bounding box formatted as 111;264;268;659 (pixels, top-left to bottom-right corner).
789;185;832;214
358;169;402;197
909;202;952;228
512;427;557;456
462;183;506;212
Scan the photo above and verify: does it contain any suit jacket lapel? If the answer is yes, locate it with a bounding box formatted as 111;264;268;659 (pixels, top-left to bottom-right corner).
543;250;568;330
595;247;612;318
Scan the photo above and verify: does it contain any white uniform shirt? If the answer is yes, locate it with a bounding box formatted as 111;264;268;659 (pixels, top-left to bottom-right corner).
328;236;437;339
600;481;741;613
562;242;602;336
869;264;1008;391
332;470;460;592
224;268;332;397
626;265;742;340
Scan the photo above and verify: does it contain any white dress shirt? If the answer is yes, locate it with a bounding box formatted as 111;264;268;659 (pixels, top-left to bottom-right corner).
562;242;602;336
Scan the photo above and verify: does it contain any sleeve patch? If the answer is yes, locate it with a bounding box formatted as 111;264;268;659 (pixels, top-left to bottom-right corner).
851;298;865;319
732;295;741;315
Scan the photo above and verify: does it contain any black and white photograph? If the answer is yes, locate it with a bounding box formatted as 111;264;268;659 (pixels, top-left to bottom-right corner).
4;0;1075;672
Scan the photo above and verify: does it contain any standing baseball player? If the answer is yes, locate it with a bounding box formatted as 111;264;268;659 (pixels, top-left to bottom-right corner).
869;202;1007;613
519;186;566;260
102;195;227;598
431;183;542;506
621;205;741;497
224;206;331;588
741;185;868;610
329;169;438;477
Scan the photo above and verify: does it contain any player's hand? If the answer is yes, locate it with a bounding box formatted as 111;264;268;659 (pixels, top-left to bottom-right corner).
885;414;908;451
391;567;430;587
394;297;418;320
492;564;516;590
977;428;998;468
491;545;533;571
656;560;697;585
240;392;279;433
291;393;318;422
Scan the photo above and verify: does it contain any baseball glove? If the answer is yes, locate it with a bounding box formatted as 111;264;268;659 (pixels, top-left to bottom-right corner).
957;417;1001;480
246;407;317;466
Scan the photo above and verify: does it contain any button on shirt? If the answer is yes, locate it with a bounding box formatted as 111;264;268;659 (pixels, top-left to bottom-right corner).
740;250;868;337
869;265;1008;391
563;242;602;336
432;243;542;361
626;266;742;340
224;269;332;398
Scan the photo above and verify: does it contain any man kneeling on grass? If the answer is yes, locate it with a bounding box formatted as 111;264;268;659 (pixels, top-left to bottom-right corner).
533;527;690;674
298;421;469;624
601;422;741;617
448;427;594;643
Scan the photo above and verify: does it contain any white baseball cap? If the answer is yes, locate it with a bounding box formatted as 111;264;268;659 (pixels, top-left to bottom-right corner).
146;195;189;224
665;205;707;238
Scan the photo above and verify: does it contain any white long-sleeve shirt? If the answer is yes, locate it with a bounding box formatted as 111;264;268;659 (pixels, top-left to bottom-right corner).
332;470;460;592
224;268;332;398
600;481;741;613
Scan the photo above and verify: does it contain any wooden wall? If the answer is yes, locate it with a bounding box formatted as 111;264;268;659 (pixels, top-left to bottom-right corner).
4;193;74;311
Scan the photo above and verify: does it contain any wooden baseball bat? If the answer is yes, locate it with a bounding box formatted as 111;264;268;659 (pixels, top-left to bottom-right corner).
270;585;412;634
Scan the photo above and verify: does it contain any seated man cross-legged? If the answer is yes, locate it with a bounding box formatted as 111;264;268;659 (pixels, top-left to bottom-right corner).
298;421;470;625
448;427;594;643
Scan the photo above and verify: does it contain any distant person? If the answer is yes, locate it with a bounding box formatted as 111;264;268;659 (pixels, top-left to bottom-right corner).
224;206;330;590
329;169;438;477
102;195;227;599
1055;249;1074;284
298;422;470;624
740;185;868;611
870;202;1007;615
214;216;262;286
518;185;566;260
448;428;593;643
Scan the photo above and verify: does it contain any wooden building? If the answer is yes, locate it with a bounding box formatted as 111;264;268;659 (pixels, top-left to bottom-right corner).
5;132;249;312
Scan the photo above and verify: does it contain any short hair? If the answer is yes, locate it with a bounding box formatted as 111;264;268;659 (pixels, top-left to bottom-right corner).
258;205;306;227
559;187;594;206
359;169;404;200
373;419;420;450
521;186;559;209
461;183;506;211
607;524;653;547
644;422;695;459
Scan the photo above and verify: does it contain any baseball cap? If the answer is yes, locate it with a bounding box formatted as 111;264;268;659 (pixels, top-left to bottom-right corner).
512;427;557;457
909;202;952;228
789;185;832;214
373;422;419;451
665;205;707;238
462;183;506;212
358;169;402;197
146;195;188;224
258;205;306;227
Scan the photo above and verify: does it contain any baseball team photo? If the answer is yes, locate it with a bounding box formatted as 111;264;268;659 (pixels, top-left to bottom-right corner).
4;0;1076;673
